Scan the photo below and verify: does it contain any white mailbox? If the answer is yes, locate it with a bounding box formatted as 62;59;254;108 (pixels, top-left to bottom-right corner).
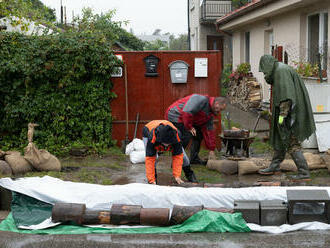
169;60;189;83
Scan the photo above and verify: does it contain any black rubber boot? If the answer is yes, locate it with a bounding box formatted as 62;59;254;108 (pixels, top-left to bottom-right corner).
183;166;198;183
259;150;285;175
189;129;207;165
289;151;310;180
190;140;207;165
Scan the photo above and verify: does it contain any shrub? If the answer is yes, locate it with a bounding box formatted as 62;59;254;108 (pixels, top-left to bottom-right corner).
0;32;119;155
292;61;319;78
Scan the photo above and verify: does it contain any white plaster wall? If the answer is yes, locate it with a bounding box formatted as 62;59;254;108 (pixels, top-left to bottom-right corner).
232;32;241;70
229;7;323;101
189;0;200;50
199;24;220;50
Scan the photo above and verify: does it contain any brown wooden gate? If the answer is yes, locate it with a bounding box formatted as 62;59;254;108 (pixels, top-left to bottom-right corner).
110;51;222;148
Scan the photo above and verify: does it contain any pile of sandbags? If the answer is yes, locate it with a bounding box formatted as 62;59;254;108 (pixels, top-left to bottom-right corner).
206;152;329;176
0;123;61;176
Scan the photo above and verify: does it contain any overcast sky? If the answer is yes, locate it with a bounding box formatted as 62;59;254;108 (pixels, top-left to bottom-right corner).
40;0;188;36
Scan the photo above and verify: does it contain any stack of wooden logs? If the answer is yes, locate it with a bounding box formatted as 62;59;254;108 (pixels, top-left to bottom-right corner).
52;203;233;227
227;77;262;111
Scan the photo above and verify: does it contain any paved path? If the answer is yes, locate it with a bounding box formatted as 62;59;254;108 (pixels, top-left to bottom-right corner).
0;230;330;247
225;104;269;135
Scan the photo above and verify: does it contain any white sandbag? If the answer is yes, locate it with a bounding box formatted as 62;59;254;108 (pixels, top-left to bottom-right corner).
129;150;145;164
125;138;145;155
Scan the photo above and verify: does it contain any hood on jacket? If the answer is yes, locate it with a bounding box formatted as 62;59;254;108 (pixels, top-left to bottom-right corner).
259;55;278;85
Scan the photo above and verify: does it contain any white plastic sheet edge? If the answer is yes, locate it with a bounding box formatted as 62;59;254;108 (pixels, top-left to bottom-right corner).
1;176;330;233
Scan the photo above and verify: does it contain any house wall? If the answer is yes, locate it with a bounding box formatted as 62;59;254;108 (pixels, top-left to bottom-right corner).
189;0;200;51
189;0;232;65
230;1;330;101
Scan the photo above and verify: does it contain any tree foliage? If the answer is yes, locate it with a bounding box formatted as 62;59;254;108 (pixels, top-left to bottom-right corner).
0;0;56;22
70;8;144;51
232;0;249;10
169;34;188;50
143;33;188;51
0;14;122;155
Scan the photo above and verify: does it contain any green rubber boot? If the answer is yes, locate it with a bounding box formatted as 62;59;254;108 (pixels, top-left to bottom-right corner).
259;150;285;175
289;151;310;180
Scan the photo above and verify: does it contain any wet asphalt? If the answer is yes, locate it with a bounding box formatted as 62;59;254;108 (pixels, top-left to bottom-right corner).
1;230;330;248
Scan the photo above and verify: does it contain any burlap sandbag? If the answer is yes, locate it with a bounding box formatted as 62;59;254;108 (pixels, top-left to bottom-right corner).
206;159;238;175
0;150;6;160
238;159;267;176
24;143;61;171
321;154;330;173
0;160;12;176
303;152;326;169
238;158;268;176
280;159;297;172
5;152;33;175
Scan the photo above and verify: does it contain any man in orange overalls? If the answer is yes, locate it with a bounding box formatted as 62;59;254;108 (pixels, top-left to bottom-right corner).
142;120;197;184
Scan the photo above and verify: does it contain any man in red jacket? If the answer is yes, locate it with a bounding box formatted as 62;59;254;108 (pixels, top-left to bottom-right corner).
165;94;227;165
142;120;197;184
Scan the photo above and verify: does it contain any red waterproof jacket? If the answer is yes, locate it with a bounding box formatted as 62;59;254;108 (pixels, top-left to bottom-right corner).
165;94;216;151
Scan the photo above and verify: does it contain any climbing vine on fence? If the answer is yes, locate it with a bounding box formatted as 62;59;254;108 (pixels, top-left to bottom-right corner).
0;32;120;155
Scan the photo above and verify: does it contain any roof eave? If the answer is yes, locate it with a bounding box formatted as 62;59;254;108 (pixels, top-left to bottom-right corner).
216;0;278;28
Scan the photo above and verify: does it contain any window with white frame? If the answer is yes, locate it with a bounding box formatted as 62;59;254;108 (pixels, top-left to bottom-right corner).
308;12;328;71
264;30;274;55
190;0;195;10
191;34;196;51
245;32;250;63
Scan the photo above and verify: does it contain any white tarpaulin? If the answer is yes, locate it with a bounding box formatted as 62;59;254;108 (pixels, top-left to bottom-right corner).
1;176;330;233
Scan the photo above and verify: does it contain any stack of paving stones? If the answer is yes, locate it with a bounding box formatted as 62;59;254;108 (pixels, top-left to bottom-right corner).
234;189;330;225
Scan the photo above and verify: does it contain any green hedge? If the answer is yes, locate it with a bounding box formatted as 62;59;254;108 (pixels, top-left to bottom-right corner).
0;32;119;155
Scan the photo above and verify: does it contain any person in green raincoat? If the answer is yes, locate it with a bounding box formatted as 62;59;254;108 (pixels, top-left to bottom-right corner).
258;55;316;180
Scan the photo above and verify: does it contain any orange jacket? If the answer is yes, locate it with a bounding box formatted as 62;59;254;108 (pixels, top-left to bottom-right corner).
143;120;183;184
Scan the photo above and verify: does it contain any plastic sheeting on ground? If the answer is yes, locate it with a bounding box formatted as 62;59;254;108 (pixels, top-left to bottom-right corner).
1;190;249;234
0;210;250;235
1;176;330;233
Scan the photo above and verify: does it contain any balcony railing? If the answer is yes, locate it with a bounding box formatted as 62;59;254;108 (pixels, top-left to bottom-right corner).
200;0;232;23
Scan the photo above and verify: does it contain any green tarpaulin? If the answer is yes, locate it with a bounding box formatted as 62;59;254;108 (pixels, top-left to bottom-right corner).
0;192;251;234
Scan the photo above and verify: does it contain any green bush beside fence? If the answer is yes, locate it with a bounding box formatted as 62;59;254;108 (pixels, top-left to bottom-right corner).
0;32;119;155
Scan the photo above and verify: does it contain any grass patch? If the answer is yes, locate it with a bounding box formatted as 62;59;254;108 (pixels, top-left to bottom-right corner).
250;137;272;154
24;168;113;185
221;117;242;129
309;169;329;178
102;146;127;159
191;165;225;184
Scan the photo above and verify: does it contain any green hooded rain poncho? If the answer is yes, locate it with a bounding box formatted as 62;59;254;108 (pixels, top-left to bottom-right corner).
259;55;316;150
